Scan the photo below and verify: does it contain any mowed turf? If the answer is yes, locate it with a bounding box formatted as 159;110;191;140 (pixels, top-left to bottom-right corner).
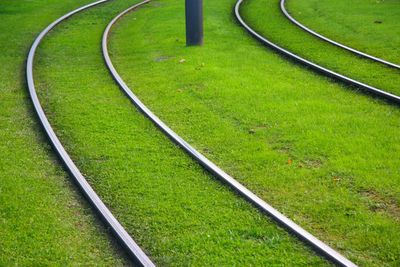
286;0;400;66
108;0;400;266
34;0;329;265
0;0;126;265
240;0;400;96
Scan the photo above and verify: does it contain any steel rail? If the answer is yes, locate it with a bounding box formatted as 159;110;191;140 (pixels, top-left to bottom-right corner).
26;1;155;266
235;0;400;105
103;2;357;266
280;0;400;70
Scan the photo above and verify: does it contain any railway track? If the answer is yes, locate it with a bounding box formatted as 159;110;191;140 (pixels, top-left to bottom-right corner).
26;1;154;266
103;1;356;266
280;0;400;70
235;0;400;105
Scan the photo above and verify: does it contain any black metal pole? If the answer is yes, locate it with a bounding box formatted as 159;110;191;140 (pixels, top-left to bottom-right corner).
185;0;203;46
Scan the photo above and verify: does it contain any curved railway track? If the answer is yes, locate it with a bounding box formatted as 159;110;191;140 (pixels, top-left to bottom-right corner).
26;1;154;266
235;0;400;105
103;1;356;266
280;0;400;70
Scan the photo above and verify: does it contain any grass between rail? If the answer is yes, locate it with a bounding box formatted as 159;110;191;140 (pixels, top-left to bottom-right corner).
34;0;329;265
240;0;400;96
286;0;400;66
0;0;127;265
107;0;400;266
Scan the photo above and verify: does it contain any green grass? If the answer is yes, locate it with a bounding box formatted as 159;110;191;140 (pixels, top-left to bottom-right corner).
241;0;400;96
286;0;400;66
0;0;126;265
106;0;400;266
34;0;329;265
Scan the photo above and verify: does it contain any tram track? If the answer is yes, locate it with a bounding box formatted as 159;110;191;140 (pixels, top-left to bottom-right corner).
235;0;400;105
280;0;400;70
26;1;155;266
103;1;357;266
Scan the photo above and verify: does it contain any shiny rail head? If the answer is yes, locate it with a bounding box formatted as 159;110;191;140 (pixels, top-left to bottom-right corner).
280;0;400;70
234;0;400;105
26;0;155;266
104;1;356;266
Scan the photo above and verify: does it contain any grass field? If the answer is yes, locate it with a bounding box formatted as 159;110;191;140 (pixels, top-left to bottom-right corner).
34;0;329;265
107;0;400;265
286;0;400;66
2;0;399;265
0;0;126;265
240;0;400;96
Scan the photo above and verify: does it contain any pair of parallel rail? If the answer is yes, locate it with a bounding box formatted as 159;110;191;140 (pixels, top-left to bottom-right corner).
27;0;398;265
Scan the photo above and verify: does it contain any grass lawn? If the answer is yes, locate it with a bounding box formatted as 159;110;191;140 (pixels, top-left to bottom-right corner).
240;0;400;96
107;0;400;266
0;0;126;265
286;0;400;66
34;0;329;265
